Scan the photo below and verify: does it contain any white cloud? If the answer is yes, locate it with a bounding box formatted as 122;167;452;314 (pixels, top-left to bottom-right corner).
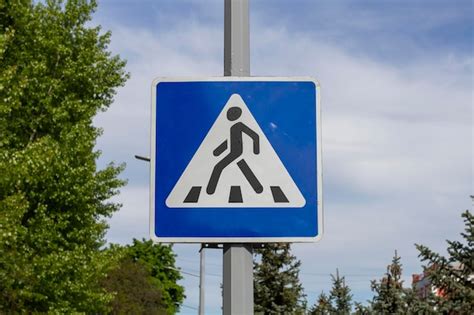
105;186;149;244
97;13;472;314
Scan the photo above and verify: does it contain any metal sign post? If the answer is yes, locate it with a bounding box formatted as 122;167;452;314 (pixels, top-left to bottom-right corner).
199;246;205;315
222;1;253;314
150;0;322;311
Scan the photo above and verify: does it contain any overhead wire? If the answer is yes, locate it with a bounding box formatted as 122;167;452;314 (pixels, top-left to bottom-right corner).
176;258;382;280
182;304;199;310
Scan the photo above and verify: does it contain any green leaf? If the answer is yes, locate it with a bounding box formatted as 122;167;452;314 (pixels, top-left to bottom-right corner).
0;0;128;312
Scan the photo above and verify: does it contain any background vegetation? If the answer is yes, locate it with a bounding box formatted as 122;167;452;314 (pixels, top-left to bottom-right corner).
1;1;471;314
0;1;184;313
254;210;473;314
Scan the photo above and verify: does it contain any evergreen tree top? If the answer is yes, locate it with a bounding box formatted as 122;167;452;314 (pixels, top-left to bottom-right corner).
370;251;407;314
416;210;474;313
254;243;306;314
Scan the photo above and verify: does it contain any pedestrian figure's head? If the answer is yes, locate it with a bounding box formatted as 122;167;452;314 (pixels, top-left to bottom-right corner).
227;107;242;121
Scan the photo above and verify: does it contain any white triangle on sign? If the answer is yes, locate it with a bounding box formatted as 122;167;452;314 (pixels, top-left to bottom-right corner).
166;94;306;208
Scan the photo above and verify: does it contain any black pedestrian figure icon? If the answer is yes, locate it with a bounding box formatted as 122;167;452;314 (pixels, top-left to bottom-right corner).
206;106;264;196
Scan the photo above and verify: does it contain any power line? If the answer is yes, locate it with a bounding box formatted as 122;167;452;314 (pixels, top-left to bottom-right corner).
176;259;382;280
178;257;221;267
181;270;200;278
177;267;380;279
178;259;380;277
180;266;222;277
301;272;381;278
175;268;221;278
182;304;199;311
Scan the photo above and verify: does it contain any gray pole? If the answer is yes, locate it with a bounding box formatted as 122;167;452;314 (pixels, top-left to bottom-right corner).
224;0;250;76
223;1;253;314
199;247;205;315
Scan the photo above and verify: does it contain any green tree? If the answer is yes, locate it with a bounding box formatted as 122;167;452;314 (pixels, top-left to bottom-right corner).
403;284;437;314
369;251;407;314
309;269;352;315
309;292;333;315
328;269;352;314
254;243;306;314
101;258;167;315
126;239;185;314
416;210;474;313
353;302;371;315
0;0;127;312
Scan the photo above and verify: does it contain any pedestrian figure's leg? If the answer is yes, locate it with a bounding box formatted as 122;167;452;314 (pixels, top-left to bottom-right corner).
207;154;237;194
237;159;263;193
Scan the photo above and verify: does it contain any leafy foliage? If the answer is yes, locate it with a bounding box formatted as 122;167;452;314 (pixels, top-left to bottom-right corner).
416;210;474;313
0;0;127;312
126;239;185;314
101;257;167;315
254;243;306;314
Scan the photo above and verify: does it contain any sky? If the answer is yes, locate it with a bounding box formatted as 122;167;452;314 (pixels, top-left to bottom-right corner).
90;0;473;313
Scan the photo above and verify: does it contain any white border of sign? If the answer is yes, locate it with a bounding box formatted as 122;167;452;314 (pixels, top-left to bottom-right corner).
150;77;323;243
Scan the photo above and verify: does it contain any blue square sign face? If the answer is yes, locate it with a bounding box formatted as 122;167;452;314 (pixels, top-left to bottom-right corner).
150;77;322;243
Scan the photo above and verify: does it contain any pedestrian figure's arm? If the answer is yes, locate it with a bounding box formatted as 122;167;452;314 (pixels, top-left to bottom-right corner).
241;124;260;154
213;140;228;156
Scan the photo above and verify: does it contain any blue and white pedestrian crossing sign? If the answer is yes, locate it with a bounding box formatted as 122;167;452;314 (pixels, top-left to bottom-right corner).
150;77;322;243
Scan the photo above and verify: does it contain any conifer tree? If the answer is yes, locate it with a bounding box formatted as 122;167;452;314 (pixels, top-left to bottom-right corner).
308;292;333;315
403;285;437;314
254;243;306;314
328;269;353;314
353;302;371;315
415;210;474;313
0;0;127;312
369;251;407;314
309;269;352;315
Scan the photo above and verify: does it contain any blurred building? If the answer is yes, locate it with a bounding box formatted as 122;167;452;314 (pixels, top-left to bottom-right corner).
412;271;443;298
412;262;473;298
